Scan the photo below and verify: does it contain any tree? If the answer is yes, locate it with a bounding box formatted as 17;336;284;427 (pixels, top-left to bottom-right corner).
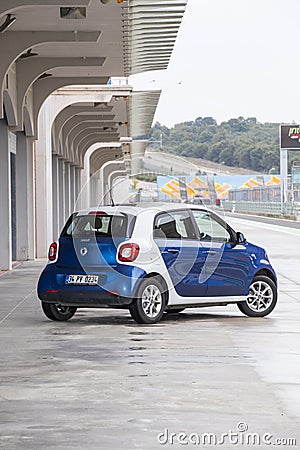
148;117;280;172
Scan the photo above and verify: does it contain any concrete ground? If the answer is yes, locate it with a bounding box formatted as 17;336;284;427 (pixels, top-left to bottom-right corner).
0;216;299;449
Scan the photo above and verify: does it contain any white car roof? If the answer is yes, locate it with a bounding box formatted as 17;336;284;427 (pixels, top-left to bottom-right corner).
76;203;210;217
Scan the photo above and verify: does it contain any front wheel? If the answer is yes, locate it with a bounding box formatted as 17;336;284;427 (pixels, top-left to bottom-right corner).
237;275;277;317
41;302;77;321
129;277;166;324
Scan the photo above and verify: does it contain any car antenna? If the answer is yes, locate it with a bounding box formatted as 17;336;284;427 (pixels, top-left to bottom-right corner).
110;188;115;207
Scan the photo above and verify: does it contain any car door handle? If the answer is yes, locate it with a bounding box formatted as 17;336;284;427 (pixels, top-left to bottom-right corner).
166;248;179;254
204;250;217;256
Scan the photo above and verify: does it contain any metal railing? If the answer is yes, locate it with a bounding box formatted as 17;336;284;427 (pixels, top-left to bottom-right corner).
221;201;299;217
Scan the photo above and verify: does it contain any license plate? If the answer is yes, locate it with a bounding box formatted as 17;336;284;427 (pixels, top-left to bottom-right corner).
65;275;99;285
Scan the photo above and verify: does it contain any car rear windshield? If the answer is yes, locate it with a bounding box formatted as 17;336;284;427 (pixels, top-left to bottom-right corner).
61;214;132;238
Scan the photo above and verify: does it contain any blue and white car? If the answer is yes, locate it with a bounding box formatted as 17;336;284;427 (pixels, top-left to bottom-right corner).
37;204;278;324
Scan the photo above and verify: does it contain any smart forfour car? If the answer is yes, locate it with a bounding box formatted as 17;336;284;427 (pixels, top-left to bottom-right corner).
37;204;278;324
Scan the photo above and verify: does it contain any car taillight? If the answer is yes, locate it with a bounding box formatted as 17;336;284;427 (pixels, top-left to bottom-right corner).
88;211;108;215
118;243;139;262
48;242;58;261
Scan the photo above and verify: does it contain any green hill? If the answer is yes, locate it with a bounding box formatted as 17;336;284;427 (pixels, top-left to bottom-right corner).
147;117;279;173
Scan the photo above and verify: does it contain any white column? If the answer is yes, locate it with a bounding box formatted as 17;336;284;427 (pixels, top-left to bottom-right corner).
52;154;59;240
80;155;90;209
90;174;98;207
64;162;71;220
27;140;35;260
0;119;12;270
10;133;16;262
75;167;82;210
96;172;102;208
36;99;53;258
16;132;35;261
69;164;75;212
58;158;65;232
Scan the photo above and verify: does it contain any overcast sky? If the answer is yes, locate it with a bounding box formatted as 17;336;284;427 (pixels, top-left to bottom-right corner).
130;0;300;128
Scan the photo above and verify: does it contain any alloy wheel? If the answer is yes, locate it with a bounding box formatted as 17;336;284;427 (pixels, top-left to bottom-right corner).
141;284;163;318
246;280;273;312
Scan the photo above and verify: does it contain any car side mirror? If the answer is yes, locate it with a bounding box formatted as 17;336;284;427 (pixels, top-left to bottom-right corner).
236;232;246;244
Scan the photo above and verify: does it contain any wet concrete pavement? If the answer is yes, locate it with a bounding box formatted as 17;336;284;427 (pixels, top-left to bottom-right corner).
0;217;299;449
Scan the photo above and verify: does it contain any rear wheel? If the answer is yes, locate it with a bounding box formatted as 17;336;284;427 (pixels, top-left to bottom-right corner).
41;302;77;321
129;277;166;324
237;275;277;317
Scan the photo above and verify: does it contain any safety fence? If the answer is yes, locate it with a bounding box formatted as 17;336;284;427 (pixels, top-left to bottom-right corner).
221;201;299;217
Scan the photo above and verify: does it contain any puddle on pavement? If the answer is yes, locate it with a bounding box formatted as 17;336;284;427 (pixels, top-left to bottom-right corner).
128;361;146;365
127;374;148;378
128;346;147;351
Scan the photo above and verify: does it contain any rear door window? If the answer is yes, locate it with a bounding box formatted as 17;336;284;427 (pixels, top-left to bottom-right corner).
153;210;197;240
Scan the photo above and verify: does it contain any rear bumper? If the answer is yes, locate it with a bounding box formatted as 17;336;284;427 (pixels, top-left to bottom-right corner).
39;290;133;308
37;262;147;307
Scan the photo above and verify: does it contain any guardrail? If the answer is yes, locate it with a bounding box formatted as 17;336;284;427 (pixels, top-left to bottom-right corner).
221;201;299;217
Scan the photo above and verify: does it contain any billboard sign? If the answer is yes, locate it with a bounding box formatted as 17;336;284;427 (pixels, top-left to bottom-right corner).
280;124;300;150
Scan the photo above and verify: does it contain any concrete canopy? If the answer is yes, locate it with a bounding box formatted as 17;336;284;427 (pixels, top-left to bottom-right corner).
51;86;131;165
1;0;188;162
90;147;124;173
124;0;188;75
0;0;127;138
127;90;162;173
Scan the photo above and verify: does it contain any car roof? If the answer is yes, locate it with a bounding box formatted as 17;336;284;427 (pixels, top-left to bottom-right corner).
76;203;210;217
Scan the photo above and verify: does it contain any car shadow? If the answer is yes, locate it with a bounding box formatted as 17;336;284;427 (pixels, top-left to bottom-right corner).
162;311;243;322
40;309;258;327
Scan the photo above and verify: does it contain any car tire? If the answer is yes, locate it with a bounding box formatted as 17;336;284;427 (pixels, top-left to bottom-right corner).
237;275;277;317
41;302;77;321
165;308;185;314
129;277;166;324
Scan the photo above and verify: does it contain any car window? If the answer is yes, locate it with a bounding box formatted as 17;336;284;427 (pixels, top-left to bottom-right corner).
153;211;196;240
62;214;129;238
192;210;231;243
